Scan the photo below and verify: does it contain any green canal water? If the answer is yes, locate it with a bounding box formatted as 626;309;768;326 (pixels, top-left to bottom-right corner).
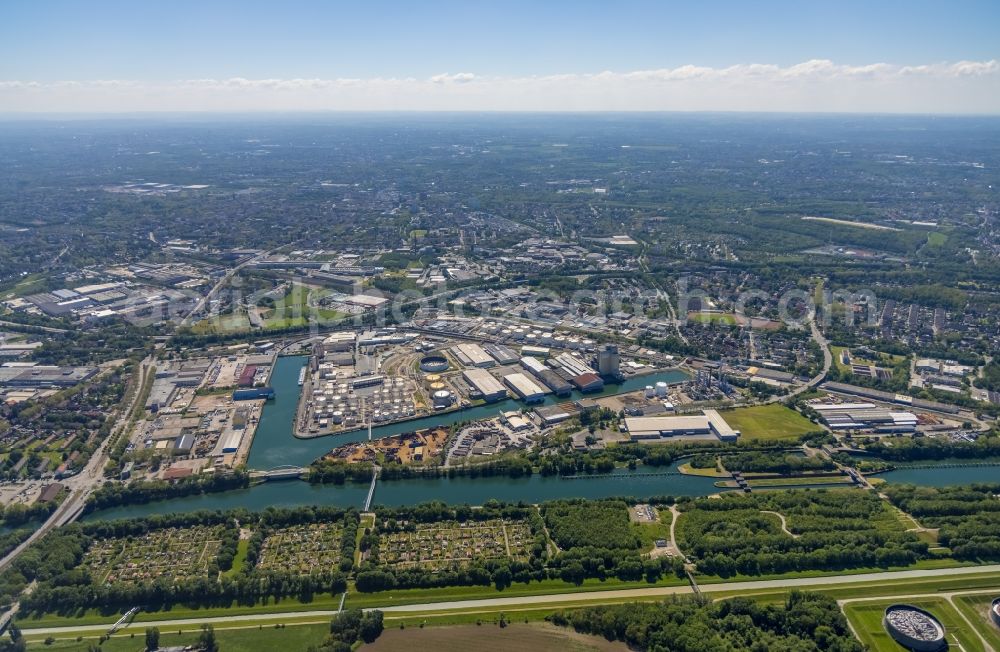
81;355;997;522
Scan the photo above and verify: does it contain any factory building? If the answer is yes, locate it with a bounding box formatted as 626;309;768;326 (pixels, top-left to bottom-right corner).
597;344;621;378
810;402;918;433
484;343;519;365
322;331;357;353
173;433;195;453
237;365;258;387
624;410;740;443
451;343;496;368
0;365;98;388
502;372;548;403
519;355;573;396
462;368;508;402
221;430;243;454
232;387;275;401
571;372;604;393
521;345;550;358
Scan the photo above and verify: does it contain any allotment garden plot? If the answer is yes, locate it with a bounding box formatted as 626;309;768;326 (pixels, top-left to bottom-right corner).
83;525;225;585
257;522;345;573
380;519;534;570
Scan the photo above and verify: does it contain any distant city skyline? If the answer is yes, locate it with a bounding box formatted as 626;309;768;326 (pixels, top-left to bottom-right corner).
2;0;999;113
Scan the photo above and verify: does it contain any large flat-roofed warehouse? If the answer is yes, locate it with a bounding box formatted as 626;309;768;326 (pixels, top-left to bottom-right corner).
0;365;98;388
810;402;918;433
520;356;573;396
502;372;548;403
322;331;356;353
462;368;507;402
624;410;740;443
451;343;495;368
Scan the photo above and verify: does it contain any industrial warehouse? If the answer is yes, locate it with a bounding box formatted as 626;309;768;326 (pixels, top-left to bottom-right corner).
623;409;740;442
293;318;677;438
810;402;918;433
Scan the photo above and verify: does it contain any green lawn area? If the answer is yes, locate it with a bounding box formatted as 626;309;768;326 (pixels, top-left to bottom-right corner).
1;273;49;300
224;539;249;578
844;597;984;652
344;575;687;610
926;232;948;246
717;404;819;441
260;283;311;329
830;346;906;373
687;312;737;325
192;311;251;334
631;519;672;553
953;593;1000;650
744;475;854;488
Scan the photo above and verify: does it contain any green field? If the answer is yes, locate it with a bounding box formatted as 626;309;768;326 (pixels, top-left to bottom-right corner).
718;404;820;441
926;231;948;246
830;345;907;374
191;310;252;334
844;597;985;652
687;312;737;325
743;475;854;488
953;593;1000;650
26;623;330;651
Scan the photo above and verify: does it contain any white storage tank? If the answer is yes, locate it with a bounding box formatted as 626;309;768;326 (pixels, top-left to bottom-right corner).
644;385;655;398
655;381;668;397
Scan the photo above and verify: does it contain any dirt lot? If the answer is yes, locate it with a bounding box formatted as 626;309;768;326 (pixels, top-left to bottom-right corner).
367;624;627;652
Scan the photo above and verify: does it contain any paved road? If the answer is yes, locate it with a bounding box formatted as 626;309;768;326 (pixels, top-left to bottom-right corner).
762;318;831;405
20;564;1000;636
0;356;152;573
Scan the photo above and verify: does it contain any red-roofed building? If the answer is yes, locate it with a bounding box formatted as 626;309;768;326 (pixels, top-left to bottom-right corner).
238;365;258;387
161;467;193;481
571;373;604;393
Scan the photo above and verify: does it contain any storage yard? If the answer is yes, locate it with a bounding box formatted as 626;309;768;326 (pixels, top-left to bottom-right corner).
295;320;673;438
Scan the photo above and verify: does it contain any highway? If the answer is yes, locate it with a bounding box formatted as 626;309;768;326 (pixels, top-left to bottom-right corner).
17;564;1000;637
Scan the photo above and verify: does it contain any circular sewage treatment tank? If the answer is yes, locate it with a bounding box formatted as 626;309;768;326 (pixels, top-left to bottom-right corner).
883;605;947;652
419;355;449;373
992;598;1000;629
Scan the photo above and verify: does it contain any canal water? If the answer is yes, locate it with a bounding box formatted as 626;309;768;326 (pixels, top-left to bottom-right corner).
81;463;719;522
80;355;998;522
878;463;1000;486
246;355;690;470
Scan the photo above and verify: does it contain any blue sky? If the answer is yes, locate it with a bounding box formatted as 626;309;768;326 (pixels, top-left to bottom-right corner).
3;0;998;80
1;0;998;112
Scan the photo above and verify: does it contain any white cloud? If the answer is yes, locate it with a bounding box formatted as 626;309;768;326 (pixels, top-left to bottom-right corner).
1;59;997;113
429;72;476;84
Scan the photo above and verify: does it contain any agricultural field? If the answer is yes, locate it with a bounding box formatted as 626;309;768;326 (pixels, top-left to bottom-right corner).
380;519;534;570
366;624;627;652
717;404;820;441
257;522;345;573
83;525;225;585
843;597;986;652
